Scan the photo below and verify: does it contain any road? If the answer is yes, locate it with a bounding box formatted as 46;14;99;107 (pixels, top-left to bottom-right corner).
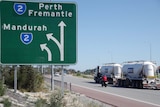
45;74;160;107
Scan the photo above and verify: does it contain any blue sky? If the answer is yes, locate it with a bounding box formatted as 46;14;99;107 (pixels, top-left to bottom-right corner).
3;0;160;71
68;0;160;71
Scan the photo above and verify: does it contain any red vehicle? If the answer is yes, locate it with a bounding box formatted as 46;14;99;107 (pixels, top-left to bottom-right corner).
101;75;108;87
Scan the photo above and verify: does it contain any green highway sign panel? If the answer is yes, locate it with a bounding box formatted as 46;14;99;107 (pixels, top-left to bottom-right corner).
0;1;77;64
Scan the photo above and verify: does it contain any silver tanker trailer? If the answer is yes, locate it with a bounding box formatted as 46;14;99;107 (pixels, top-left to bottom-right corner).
116;61;160;89
94;63;122;84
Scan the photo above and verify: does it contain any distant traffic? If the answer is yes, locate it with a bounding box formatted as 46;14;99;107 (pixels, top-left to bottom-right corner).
94;60;160;89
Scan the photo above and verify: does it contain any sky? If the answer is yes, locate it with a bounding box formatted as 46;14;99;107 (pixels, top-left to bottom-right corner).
68;0;160;71
1;0;160;71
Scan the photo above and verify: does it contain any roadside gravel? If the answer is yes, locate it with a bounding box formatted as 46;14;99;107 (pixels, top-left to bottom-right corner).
1;88;112;107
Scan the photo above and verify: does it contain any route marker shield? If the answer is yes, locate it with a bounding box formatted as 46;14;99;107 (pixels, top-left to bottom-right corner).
20;33;33;45
14;3;26;15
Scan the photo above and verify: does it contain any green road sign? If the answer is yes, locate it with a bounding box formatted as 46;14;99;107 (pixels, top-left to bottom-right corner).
0;1;77;64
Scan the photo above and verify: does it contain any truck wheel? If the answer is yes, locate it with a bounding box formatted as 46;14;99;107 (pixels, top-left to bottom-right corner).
132;80;136;88
105;84;107;87
138;81;143;89
101;83;103;87
118;79;121;87
125;78;130;88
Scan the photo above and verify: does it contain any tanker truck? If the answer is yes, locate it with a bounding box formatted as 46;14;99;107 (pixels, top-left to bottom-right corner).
94;63;122;84
116;61;160;89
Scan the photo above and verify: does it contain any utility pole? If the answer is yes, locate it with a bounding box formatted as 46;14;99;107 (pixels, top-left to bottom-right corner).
150;43;152;61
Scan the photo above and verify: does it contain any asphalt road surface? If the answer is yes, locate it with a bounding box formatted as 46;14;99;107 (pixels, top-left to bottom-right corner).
45;74;160;107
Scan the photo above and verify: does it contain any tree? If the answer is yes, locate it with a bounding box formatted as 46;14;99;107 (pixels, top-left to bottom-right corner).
3;65;44;92
18;65;44;92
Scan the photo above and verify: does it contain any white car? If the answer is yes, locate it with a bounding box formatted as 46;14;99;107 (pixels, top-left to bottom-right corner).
54;72;60;76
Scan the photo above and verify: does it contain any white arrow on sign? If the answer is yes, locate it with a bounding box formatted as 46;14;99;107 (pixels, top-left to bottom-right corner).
40;43;52;61
46;21;66;61
58;21;66;61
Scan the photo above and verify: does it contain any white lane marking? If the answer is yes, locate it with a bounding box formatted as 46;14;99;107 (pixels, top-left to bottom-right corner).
72;84;160;107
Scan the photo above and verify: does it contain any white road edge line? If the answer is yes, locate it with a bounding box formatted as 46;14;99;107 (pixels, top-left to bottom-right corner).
72;83;160;107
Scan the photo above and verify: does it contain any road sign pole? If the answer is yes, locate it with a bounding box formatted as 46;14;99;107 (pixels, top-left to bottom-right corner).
0;65;2;80
51;65;54;91
41;65;43;74
61;65;64;97
14;65;17;93
38;66;40;72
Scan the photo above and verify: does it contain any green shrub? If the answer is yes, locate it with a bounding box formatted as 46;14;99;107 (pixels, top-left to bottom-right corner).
35;99;48;107
3;65;44;92
76;72;81;76
0;80;6;96
3;99;11;107
50;90;63;107
3;68;14;88
18;65;44;92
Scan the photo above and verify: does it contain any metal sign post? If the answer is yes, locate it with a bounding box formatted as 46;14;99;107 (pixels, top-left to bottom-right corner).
61;65;64;96
51;65;54;91
14;65;17;93
0;65;2;79
41;65;43;74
